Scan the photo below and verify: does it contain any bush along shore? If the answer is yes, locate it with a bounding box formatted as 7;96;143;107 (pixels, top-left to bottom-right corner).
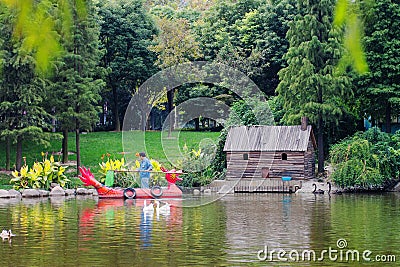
329;128;400;191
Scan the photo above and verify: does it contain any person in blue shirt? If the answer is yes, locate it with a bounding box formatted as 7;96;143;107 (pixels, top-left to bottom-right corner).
138;152;153;188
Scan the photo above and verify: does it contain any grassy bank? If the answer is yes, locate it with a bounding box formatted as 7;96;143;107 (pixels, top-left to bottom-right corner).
0;130;220;177
0;173;13;190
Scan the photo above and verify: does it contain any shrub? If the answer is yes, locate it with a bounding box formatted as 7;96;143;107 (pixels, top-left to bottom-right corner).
10;154;69;190
98;154;129;183
330;128;400;189
177;141;217;187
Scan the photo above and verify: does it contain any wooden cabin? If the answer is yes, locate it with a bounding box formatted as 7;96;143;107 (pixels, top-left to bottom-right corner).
223;123;316;180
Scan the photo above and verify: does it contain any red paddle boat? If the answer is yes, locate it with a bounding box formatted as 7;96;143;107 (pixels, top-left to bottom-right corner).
78;166;183;199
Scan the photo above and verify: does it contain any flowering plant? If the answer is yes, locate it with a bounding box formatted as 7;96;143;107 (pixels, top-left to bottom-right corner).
11;153;69;190
98;153;129;183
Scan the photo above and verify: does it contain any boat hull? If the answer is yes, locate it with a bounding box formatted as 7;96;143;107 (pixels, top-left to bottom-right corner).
96;184;182;199
78;166;183;199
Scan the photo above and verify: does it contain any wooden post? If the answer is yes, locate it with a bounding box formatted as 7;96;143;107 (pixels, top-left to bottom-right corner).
301;116;308;131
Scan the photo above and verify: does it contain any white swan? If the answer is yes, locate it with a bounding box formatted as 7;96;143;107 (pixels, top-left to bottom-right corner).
155;200;170;214
8;230;15;237
143;200;154;212
0;229;15;239
0;230;9;239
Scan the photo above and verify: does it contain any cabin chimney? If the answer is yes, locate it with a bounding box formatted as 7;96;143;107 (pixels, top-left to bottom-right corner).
301;117;308;131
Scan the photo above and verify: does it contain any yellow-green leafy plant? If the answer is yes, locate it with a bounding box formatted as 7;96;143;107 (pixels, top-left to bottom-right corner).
11;153;69;190
99;154;164;187
98;154;129;183
150;159;163;185
176;142;216;187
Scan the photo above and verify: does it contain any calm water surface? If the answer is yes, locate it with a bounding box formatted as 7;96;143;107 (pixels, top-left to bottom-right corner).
0;193;399;266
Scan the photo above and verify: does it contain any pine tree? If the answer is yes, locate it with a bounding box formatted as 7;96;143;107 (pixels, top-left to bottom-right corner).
50;0;104;168
277;0;352;173
0;5;52;170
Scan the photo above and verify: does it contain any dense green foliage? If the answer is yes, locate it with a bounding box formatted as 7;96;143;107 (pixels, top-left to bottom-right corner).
0;0;86;74
0;0;399;189
51;1;104;171
98;0;158;131
357;0;400;133
197;0;297;95
333;0;369;74
177;141;216;187
330;128;400;189
0;6;54;171
277;0;353;172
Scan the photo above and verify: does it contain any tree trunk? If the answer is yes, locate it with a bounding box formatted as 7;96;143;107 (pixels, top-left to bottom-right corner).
167;89;174;136
317;113;324;174
194;118;200;131
16;135;22;171
112;85;121;132
385;102;391;133
151;109;156;130
317;86;324;174
141;108;147;131
62;129;69;163
5;136;10;170
76;125;81;174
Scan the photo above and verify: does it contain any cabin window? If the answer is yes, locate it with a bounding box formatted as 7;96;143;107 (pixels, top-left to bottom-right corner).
281;153;288;160
243;153;249;160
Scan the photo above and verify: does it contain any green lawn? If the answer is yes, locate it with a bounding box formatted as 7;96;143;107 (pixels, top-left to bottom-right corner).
0;173;13;190
0;130;220;174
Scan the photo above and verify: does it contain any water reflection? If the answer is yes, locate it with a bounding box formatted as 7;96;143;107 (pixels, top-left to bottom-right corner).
0;197;20;207
0;194;399;266
141;210;153;247
221;194;314;264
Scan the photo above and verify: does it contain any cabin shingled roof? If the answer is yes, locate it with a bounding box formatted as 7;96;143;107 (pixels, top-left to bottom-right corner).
223;125;314;152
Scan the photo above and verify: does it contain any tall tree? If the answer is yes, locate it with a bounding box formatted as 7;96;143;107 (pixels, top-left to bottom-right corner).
277;0;352;173
97;0;157;131
0;4;52;170
357;0;400;133
148;15;202;132
196;0;297;95
50;0;104;168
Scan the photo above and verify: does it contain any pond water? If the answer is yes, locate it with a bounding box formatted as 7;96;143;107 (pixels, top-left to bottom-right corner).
0;193;399;266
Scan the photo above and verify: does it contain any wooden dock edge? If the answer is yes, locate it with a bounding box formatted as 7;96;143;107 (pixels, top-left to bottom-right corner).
201;179;304;194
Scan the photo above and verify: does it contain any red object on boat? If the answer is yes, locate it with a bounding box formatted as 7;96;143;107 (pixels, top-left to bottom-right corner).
78;166;183;199
160;167;183;188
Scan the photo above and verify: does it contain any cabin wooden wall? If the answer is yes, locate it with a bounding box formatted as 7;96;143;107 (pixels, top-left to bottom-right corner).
225;139;315;180
304;140;315;179
226;151;307;180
